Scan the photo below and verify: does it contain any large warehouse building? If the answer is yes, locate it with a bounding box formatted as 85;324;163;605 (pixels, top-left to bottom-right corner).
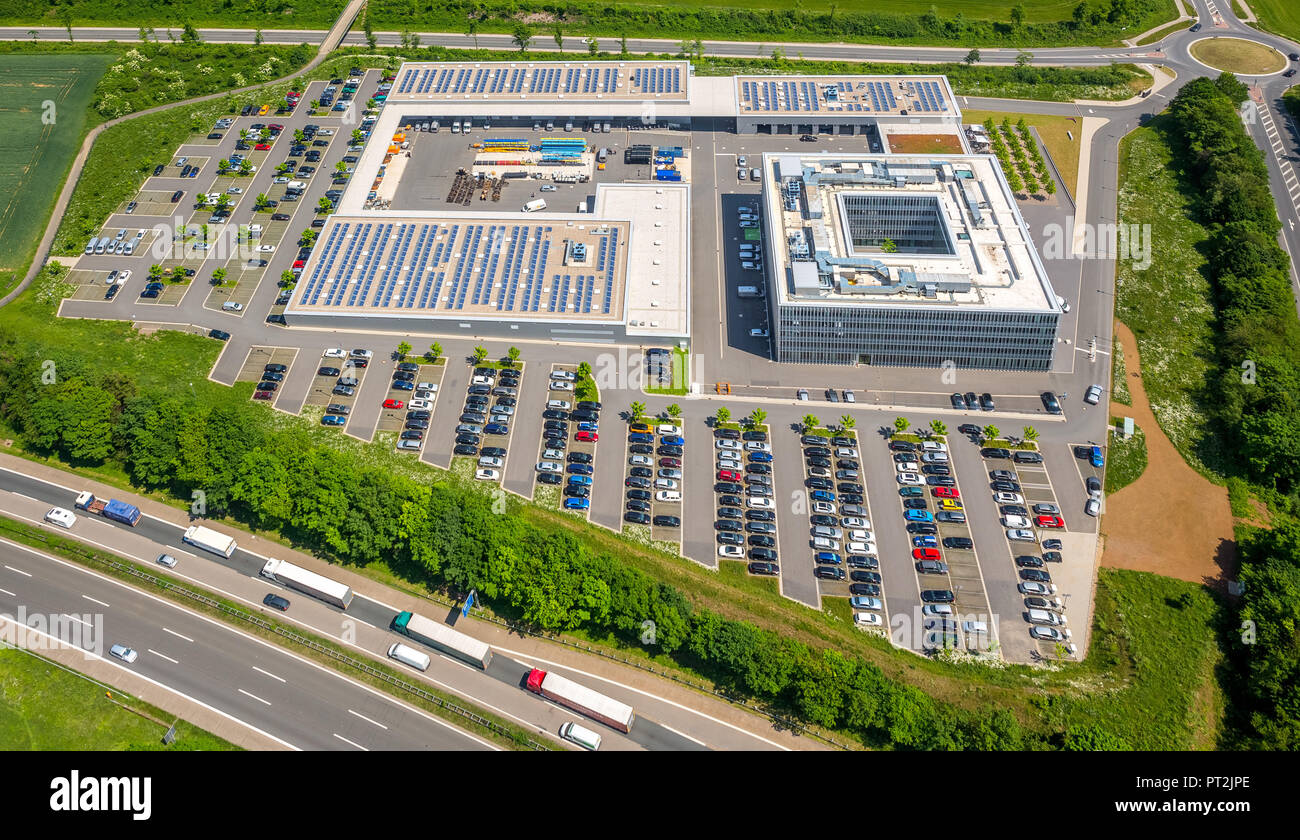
758;152;1061;369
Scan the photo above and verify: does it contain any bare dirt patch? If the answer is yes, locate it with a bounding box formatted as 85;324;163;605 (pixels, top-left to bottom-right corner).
1101;321;1236;588
884;133;964;154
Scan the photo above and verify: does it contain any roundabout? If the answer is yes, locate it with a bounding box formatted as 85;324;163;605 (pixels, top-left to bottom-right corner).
1188;36;1288;75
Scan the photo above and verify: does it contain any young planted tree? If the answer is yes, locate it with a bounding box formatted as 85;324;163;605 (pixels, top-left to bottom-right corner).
577;361;592;379
748;408;768;429
630;401;646;422
472;346;488;365
801;414;820;433
930;419;948;437
210;267;227;286
894;416;910;434
507;346;521;367
983;424;1001;442
427;341;442;362
715;407;732;426
667;404;682;420
279;270;296;288
1022;426;1039;442
396;341;412;360
512;23;533;52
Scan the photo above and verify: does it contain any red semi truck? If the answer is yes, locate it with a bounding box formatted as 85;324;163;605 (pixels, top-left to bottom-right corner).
525;668;635;733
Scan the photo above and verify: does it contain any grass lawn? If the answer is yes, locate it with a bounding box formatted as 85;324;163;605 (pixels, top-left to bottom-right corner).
1110;336;1132;406
1105;419;1148;494
1134;19;1189;46
0;1;345;28
1189;38;1287;75
1249;0;1300;44
0;648;238;750
963;109;1082;197
1115;118;1227;480
0;53;111;297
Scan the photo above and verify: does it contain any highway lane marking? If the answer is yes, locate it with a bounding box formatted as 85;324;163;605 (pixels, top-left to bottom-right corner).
3;565;32;577
655;720;706;746
148;649;179;664
81;594;110;608
253;665;286;683
238;688;272;706
347;708;389;730
11;493;37;502
0;588;14;598
162;627;194;642
61;614;92;627
332;733;369;751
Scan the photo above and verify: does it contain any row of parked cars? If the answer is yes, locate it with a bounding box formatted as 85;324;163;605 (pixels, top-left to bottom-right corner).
711;426;777;572
534;371;602;510
454;366;522;472
625;421;684;527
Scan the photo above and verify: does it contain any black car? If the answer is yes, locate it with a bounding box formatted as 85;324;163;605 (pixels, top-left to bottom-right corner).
921;466;949;476
400;430;423;441
1043;551;1063;563
745;521;776;534
208;328;230;340
958;424;982;436
903;498;928;510
840;494;864;505
1014;450;1044;464
850;570;881;584
629;467;652;479
543;409;569;420
263;593;291;611
537;472;562;485
256;381;279;392
1015;555;1044;568
653;515;681;527
715;481;742;494
991;480;1021;493
982;448;1012;459
807;477;832;490
814;566;846;581
264;363;288;374
714;428;740;440
1042;538;1064;551
950;393;968;410
978;392;995;411
630;444;654;455
1042;391;1062;414
748;535;775;548
1001;505;1029;517
455;433;481;446
831;436;855;447
907;522;938;535
810;514;838;526
626;500;651;513
742;431;768;442
837;483;864;494
171;189;184;202
847;555;878;569
577;401;602;412
1020;569;1052;583
804;446;830;457
849;583;881;596
749;548;778;562
748;562;779;576
746;510;775;522
717;532;744;546
567;452;592;464
392;370;415;382
920;589;955;603
888;441;915;452
717;507;743;520
624;511;651;525
943;537;974;550
207;132;223;140
318;366;341;376
626;489;651;501
658;445;683;457
261;372;285;383
715;519;742;532
1086;475;1102;494
271;213;291;221
153;164;165;176
565;485;591;498
807;457;831;468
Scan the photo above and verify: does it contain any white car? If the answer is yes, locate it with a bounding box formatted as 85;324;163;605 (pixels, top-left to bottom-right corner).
659;468;683;480
227;186;243;194
471;374;495;385
718;545;745;559
809;467;831;479
536;461;562;473
350;349;373;359
1007;528;1037;542
221;301;244;312
116;269;131;285
409;399;431;410
834;447;859;458
492;405;515;416
542;448;565;461
812;537;840;551
747;496;774;509
654;478;679;490
109;644;139;664
656;490;682;503
811;501;836;515
717;458;742;471
323;348;347;358
656;424;681;437
1030;626;1072;642
274;176;290;183
1084;384;1104;405
847;541;875;554
841;516;869;529
922;603;954;617
744;441;771;453
629;454;653;467
848;529;871;542
716;439;740;450
1019;581;1057;596
478;455;503;468
850;596;883;611
853;612;883;628
156;553;178;568
963;620;989;636
921;452;948;463
895;461;919;473
995;492;1024;505
920;441;947;453
475;468;500;481
44;508;76;529
416;382;438;393
550;369;577;381
549;381;574;391
897;473;924;485
1085;498;1101;517
1001;515;1030;529
256;244;275;252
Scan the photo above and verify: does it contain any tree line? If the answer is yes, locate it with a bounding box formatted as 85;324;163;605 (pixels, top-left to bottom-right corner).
0;344;1043;749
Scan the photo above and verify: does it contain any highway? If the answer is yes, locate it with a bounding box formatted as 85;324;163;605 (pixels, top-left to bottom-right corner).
0;464;795;750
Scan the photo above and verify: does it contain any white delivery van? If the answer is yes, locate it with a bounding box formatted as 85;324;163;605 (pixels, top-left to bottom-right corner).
559;721;602;750
737;286;764;298
387;642;432;671
523;199;547;212
85;238;97;255
94;239;107;254
287;181;306;190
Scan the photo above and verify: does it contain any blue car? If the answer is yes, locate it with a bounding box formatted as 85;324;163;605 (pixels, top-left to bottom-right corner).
577;422;599;432
321;415;347;426
904;509;934;523
748;452;773;463
1090;445;1105;468
628;432;654;444
568;463;593;475
567;475;593;486
912;535;938;548
484;423;509;435
391;380;414;391
563;497;590;510
811;490;836;503
814;551;842;565
660;435;685;447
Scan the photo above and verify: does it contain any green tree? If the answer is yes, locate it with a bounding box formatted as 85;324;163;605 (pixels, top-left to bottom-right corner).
576;361;592;379
363;15;376;49
748;408;767;428
279;270;296;288
586;37;598;56
317;196;333;213
507;346;521;367
620;34;628;56
893;416;910;434
715;406;731;426
472;346;488;365
630;401;646;422
802;414;820;432
930;419;947;437
667;403;682;419
880;239;898;253
181;21;201;44
396;341;412;360
428;342;442;362
964;48;981;65
553;25;564;51
982;424;1001;442
467;18;479;49
210;267;227;286
1010;5;1025;27
1015;50;1034;67
352;128;364;145
1022;426;1039;442
254;28;264;46
255;193;269;210
512;23;533;52
840;415;856;431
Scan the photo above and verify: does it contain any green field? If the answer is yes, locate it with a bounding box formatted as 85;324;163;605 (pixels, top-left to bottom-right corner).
1251;0;1300;44
0;53;111;296
0;648;238;750
0;0;345;29
1105;420;1148;493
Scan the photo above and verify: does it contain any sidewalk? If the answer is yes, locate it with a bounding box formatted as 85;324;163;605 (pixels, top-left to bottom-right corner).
0;449;825;750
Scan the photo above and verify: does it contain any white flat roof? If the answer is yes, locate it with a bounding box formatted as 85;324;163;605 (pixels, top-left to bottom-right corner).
596;183;690;338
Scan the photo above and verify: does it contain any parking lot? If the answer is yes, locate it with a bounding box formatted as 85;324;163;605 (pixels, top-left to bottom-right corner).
533;364;598;514
709;420;779;577
622;413;685;540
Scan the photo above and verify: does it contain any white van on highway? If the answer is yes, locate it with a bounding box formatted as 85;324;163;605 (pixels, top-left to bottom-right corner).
559;721;602;750
387;642;431;672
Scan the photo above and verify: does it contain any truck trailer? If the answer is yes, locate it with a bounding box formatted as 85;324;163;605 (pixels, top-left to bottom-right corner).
73;491;141;526
525;668;635;732
182;524;237;558
392;611;493;669
260;557;353;609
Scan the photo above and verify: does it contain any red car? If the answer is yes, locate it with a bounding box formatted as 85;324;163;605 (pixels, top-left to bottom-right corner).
717;469;741;482
253;390;273;400
293;259;305;269
382;398;404;409
912;547;941;561
268;123;284;131
575;430;598;442
254;142;272;151
932;487;960;498
1035;515;1065;529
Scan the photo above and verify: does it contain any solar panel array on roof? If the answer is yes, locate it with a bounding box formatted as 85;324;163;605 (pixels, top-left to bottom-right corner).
295;220;624;318
632;66;681;94
736;77;947;114
392;63;685;98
